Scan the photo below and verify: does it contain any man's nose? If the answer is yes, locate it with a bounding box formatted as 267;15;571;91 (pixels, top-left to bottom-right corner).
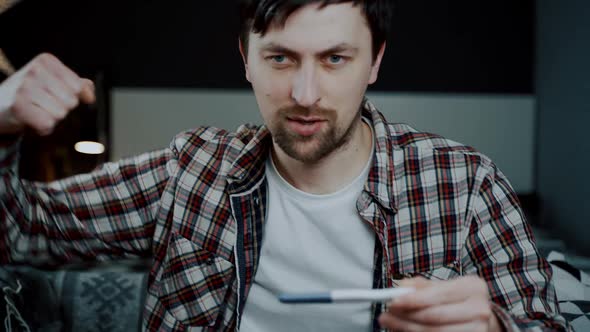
291;63;321;107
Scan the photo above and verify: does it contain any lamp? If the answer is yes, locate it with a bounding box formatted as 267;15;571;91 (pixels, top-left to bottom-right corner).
74;141;105;155
73;72;108;162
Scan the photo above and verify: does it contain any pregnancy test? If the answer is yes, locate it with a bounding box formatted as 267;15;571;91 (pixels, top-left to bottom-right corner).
278;287;415;304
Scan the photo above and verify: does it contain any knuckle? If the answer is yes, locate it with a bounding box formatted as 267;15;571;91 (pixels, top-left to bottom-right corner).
37;121;55;135
420;308;443;325
14;84;30;98
66;97;79;110
39;129;53;136
11;102;29;119
4;110;21;127
464;275;487;293
67;79;82;93
476;279;489;293
10;109;22;122
25;65;40;78
26;64;46;82
481;309;492;321
428;310;444;325
54;109;67;120
37;52;55;64
475;301;492;321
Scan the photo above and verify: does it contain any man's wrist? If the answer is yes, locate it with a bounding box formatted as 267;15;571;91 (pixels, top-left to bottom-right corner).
0;112;22;140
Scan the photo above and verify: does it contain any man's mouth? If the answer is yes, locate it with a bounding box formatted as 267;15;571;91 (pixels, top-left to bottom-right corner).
285;116;326;136
288;116;324;122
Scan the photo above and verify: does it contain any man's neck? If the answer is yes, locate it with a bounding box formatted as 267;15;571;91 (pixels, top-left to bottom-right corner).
271;119;373;195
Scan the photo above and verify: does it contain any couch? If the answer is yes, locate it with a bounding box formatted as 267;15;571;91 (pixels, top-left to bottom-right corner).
1;259;150;332
2;236;588;332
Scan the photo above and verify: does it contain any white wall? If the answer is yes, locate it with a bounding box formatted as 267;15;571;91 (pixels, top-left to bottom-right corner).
112;89;535;193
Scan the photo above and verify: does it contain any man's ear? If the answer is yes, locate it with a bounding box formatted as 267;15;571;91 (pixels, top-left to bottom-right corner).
368;42;386;84
239;38;251;82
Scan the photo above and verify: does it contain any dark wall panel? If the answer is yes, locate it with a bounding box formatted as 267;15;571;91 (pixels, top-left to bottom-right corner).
536;0;590;255
1;0;534;93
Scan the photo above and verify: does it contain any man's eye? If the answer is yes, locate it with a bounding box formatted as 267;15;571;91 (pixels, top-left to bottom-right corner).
271;55;287;63
328;55;344;64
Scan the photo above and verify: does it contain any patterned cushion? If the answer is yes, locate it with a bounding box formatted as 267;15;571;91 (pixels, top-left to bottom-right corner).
58;270;147;332
1;266;62;331
4;251;590;330
548;251;590;331
2;260;149;332
559;301;590;331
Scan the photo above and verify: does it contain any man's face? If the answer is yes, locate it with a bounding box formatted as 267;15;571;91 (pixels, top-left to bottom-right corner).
242;3;384;163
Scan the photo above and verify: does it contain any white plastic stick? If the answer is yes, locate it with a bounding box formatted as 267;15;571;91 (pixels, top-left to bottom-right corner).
279;287;415;303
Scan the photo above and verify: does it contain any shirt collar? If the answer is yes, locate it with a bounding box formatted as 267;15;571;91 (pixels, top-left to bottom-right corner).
227;99;399;213
360;99;398;213
226;124;272;191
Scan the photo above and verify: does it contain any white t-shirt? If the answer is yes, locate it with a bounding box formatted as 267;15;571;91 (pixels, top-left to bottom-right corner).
240;126;376;331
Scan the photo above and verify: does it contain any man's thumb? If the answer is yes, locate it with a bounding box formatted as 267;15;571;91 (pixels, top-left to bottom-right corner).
79;78;96;104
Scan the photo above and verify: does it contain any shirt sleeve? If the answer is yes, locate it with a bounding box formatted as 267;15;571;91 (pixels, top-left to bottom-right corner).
465;159;572;331
0;137;179;266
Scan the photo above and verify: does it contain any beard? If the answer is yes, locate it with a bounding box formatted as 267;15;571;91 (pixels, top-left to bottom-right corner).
270;104;362;163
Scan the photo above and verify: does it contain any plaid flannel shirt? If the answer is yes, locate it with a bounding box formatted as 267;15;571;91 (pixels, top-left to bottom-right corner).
0;100;571;331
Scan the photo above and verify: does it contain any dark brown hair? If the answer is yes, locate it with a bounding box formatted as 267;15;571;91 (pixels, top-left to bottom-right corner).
238;0;394;61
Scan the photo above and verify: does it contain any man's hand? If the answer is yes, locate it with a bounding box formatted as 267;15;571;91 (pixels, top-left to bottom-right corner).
379;276;503;332
0;53;95;136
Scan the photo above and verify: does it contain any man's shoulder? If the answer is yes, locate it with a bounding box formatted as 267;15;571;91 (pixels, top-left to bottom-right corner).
167;124;266;173
383;121;498;171
381;121;501;184
386;122;480;156
170;124;262;152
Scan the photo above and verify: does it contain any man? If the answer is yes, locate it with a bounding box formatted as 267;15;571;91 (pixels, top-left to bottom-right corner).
0;0;570;331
